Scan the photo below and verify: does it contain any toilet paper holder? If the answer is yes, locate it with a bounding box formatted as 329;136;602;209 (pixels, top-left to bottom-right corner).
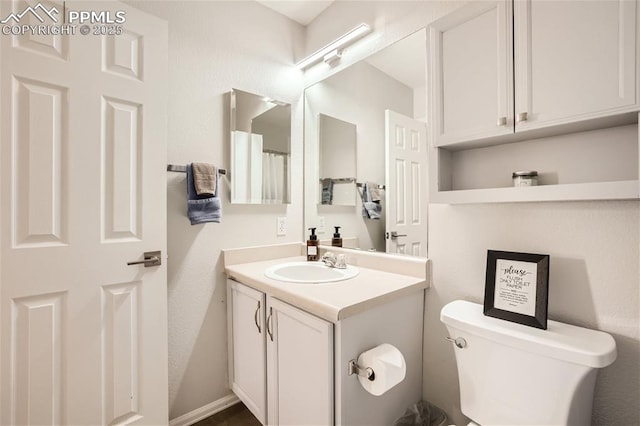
348;359;375;381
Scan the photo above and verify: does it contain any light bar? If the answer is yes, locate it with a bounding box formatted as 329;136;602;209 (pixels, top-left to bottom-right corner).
295;23;371;70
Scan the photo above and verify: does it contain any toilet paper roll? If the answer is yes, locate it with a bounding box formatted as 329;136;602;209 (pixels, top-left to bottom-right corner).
357;343;406;396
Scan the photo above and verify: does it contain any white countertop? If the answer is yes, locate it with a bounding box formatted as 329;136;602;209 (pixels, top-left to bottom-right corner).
224;254;428;323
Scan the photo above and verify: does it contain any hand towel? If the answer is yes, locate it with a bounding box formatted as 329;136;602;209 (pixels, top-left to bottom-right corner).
321;178;334;205
368;181;383;202
361;183;382;220
192;162;217;196
187;164;221;225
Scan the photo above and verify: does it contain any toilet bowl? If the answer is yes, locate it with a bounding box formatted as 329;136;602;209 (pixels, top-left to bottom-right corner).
441;300;616;425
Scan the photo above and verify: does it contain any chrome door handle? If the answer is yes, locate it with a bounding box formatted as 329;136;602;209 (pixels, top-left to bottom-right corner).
389;231;407;240
496;116;507;127
127;250;162;267
254;301;262;334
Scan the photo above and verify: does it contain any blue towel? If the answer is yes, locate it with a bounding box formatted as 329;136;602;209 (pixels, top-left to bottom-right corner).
187;164;221;225
361;183;382;220
320;178;333;205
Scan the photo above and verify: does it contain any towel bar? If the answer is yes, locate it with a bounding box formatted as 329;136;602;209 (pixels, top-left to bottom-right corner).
356;182;385;190
319;177;355;184
167;164;226;175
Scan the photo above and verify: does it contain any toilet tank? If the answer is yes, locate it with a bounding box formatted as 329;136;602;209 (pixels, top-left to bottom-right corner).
441;300;616;426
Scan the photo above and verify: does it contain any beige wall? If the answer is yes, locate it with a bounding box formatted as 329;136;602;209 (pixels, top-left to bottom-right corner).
125;1;304;420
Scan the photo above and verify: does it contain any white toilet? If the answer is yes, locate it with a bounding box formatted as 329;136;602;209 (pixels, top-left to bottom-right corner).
440;300;617;425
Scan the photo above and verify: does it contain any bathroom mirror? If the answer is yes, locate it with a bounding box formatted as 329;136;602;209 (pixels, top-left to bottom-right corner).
304;29;427;253
318;113;357;206
230;88;291;204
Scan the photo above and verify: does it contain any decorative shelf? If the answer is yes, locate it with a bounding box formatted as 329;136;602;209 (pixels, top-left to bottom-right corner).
429;121;640;204
431;180;640;204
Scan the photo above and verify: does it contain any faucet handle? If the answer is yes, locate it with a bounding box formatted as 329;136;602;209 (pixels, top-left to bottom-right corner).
321;252;337;267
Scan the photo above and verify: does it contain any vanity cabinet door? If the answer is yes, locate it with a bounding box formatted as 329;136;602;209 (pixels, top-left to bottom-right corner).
227;280;267;424
429;0;514;146
514;0;638;131
266;298;333;426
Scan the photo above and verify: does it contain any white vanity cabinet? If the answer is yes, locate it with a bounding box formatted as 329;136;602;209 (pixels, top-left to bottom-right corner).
227;281;267;423
266;297;333;426
227;279;333;426
429;0;639;146
429;1;514;146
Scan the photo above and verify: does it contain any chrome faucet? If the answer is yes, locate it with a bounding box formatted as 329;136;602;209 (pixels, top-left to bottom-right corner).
321;252;347;269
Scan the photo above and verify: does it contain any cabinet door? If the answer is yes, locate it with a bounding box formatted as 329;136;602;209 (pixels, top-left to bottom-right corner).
266;298;333;426
429;1;514;146
514;0;638;130
227;280;267;424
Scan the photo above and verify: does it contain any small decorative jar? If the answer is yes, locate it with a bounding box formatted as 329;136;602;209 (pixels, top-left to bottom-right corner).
512;171;538;187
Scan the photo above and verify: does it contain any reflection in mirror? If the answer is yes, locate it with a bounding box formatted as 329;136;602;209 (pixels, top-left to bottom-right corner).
304;29;427;254
230;88;291;204
319;113;357;206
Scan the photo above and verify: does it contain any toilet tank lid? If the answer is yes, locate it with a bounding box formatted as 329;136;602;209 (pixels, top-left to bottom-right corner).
440;300;617;368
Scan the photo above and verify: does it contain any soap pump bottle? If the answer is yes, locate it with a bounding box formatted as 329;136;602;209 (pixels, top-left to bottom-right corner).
331;226;343;247
307;227;319;261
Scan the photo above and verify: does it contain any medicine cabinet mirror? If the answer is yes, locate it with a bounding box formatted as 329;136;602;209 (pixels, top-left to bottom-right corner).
318;113;357;206
304;29;428;254
230;88;291;204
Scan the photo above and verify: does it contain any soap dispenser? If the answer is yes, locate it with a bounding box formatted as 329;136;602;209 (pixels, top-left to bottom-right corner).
307;227;319;261
331;226;343;247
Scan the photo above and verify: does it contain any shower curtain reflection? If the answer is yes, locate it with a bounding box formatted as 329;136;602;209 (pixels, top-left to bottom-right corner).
262;150;288;204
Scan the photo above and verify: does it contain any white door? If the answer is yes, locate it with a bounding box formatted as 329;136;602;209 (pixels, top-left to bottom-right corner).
266;298;333;426
0;1;168;425
385;110;428;257
227;280;266;424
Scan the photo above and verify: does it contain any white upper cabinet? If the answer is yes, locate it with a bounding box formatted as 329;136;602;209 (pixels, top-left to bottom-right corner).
429;1;514;146
429;0;639;147
514;0;638;131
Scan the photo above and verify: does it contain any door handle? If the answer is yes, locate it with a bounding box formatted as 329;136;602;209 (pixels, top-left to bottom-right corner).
127;251;162;267
389;231;407;240
254;301;262;334
266;307;274;342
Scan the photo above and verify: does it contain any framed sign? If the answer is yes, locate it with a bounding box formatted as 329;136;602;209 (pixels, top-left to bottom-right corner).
484;250;550;329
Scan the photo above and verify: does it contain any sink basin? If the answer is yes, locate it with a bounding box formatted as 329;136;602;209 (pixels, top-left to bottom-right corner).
264;261;359;284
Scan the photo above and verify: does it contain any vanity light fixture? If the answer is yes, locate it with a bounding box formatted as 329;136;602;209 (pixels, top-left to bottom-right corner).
295;23;371;70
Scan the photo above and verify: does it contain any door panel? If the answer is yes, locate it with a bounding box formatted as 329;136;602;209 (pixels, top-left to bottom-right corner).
228;280;267;424
267;298;333;426
514;0;638;130
429;1;513;146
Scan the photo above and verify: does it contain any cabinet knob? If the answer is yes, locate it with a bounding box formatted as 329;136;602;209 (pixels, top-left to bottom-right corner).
516;112;529;122
496;116;507;127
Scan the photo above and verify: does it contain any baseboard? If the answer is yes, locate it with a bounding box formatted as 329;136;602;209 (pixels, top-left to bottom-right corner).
169;393;240;426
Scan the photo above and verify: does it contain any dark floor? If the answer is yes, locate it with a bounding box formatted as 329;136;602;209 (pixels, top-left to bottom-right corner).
193;402;261;426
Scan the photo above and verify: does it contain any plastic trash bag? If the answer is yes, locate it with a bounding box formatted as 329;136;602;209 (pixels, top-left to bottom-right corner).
393;400;448;426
